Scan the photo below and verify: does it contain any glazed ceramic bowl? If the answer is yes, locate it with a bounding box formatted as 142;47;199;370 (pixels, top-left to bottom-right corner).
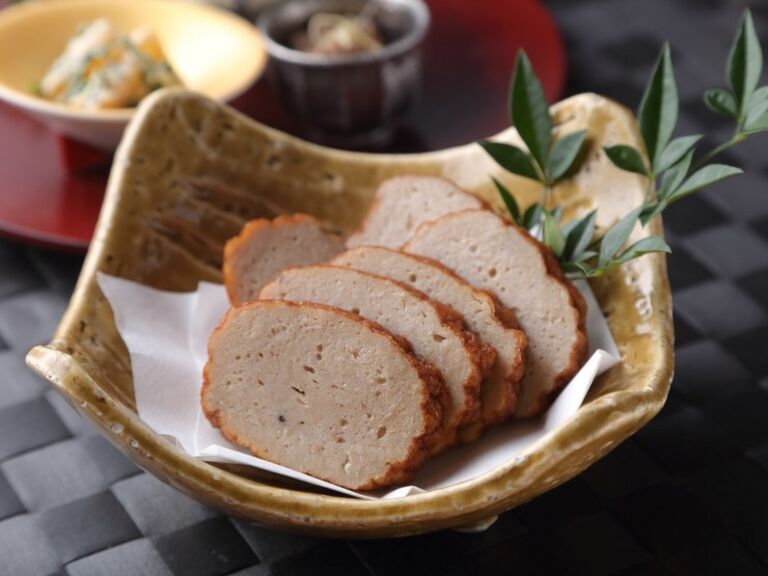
258;0;429;147
26;88;674;537
0;0;266;149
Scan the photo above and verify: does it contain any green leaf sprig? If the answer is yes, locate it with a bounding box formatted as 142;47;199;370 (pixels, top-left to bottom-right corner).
480;53;588;192
480;51;593;272
481;50;671;278
605;10;768;226
480;9;765;279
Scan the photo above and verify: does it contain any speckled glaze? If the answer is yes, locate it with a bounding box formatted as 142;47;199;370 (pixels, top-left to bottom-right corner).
26;89;674;537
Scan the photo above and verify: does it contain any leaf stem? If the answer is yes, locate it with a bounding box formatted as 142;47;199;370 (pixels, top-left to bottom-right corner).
541;185;552;208
643;175;655;205
536;185;552;230
694;131;745;169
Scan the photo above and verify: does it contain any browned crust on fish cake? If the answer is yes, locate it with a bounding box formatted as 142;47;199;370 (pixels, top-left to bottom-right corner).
223;214;343;304
397;253;527;428
518;227;588;416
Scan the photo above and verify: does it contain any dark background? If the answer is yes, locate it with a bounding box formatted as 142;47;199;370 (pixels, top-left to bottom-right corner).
1;0;768;574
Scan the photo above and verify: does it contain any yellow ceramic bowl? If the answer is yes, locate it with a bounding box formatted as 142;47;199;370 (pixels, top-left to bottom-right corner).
0;0;266;149
27;89;674;537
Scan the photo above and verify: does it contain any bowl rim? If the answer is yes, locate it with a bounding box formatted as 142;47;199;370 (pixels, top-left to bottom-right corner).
0;0;265;123
257;0;430;67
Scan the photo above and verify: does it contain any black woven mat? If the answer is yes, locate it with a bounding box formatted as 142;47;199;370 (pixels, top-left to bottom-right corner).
2;0;768;574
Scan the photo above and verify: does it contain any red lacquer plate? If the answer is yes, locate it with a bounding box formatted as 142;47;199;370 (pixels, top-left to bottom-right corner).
0;0;564;252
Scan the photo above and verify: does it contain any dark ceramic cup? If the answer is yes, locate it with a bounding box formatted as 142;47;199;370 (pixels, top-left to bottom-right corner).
258;0;430;147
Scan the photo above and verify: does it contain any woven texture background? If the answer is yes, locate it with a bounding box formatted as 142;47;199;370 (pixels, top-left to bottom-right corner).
2;0;768;574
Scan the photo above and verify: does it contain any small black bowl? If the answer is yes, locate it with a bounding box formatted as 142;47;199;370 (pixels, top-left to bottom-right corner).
258;0;430;148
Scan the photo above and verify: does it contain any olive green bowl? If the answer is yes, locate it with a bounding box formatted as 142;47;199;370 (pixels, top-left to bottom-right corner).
26;88;673;538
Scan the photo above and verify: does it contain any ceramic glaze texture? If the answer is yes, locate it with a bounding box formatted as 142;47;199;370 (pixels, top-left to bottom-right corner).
26;89;673;537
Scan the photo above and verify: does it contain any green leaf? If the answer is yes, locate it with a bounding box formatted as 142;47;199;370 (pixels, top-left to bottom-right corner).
615;236;671;265
548;130;587;182
479;141;540;181
638;43;679;170
743;98;768;133
642;146;694;225
658;147;695;199
598;207;642;268
562;262;584;273
562;261;595;277
750;86;768;107
491;177;522;225
656;135;702;174
703;88;738;118
510;51;552;171
575;249;598;262
639;201;667;226
562;210;597;262
543;210;565;257
604;145;647;176
668;164;743;203
743;110;768;134
560;214;581;238
523;203;543;230
727;9;763;117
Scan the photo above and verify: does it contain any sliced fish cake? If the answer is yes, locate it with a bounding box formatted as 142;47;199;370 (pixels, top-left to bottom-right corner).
332;246;527;435
347;176;486;249
405;209;588;418
224;214;345;304
202;300;445;490
260;265;492;449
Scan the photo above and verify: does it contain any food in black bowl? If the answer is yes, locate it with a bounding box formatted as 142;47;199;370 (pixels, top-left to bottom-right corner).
291;6;384;54
258;0;430;148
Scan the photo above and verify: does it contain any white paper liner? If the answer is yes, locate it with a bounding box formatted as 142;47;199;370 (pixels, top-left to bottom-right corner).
98;273;620;500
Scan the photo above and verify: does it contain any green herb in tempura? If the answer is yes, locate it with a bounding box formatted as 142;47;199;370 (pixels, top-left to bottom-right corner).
481;9;765;280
